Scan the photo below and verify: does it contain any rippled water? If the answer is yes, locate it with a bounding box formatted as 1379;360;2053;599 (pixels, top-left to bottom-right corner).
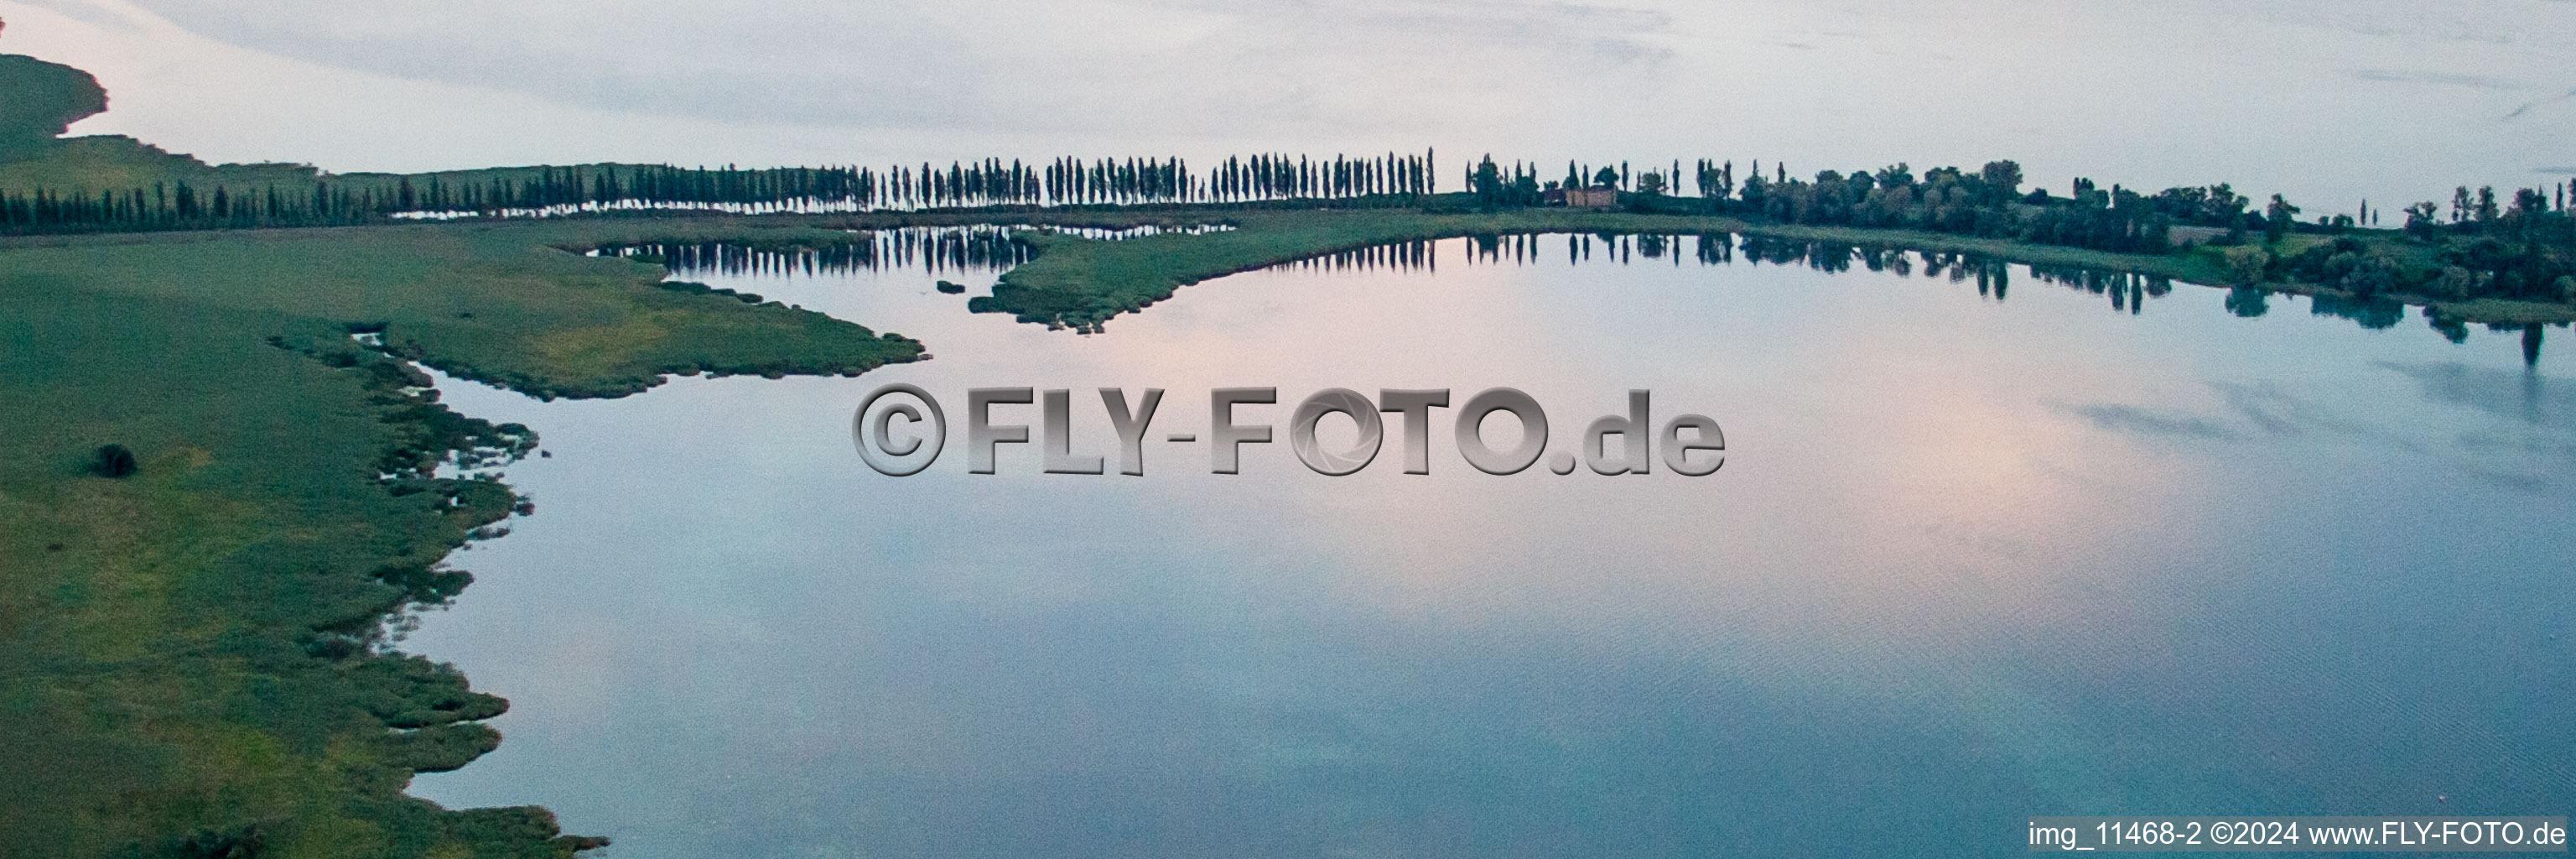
405;236;2573;857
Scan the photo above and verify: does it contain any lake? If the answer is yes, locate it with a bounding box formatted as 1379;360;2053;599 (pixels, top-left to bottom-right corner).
405;231;2573;857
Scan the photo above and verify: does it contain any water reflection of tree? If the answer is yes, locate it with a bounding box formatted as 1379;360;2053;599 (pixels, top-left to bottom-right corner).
620;226;2557;363
2225;287;2271;318
590;226;1109;277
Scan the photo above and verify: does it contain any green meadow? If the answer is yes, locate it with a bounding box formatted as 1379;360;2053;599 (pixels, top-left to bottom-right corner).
0;220;921;857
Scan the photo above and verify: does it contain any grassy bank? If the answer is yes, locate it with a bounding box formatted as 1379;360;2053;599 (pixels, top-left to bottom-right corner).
0;221;919;858
959;207;2573;331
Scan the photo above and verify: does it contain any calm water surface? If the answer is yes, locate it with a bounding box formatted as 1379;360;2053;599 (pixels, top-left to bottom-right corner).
406;234;2574;857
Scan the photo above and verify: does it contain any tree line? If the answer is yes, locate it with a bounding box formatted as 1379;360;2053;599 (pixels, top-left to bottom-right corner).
0;164;880;232
1503;152;2571;305
3;148;2569;306
2287;180;2576;305
0;151;1442;233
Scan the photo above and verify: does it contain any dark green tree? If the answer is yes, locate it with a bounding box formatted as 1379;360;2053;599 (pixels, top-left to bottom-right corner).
94;444;138;478
2265;194;2300;243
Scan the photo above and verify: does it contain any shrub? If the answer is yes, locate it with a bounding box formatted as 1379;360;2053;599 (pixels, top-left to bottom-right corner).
93;443;138;478
2433;266;2475;300
2221;246;2271;284
2334;252;2401;297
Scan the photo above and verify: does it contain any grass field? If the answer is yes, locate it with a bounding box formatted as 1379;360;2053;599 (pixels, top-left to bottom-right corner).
0;220;919;858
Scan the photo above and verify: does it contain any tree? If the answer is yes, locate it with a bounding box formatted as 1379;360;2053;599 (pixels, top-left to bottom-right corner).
2225;286;2271;317
1978;160;2020;200
2402;201;2440;238
2265;194;2300;243
1472;155;1505;205
1634;172;1667;196
94;444;138;478
1592;166;1619;189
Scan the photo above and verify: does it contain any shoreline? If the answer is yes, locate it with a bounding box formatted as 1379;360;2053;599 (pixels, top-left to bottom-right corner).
0;221;920;856
13;206;2558;329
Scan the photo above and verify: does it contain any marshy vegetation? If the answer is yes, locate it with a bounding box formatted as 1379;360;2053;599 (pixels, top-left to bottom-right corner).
0;215;926;858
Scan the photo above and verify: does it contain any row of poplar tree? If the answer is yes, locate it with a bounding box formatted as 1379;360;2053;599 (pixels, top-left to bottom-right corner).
0;151;1442;234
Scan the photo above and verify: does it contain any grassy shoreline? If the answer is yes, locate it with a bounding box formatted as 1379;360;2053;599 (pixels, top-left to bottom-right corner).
13;202;2558;331
906;206;2570;331
0;220;919;857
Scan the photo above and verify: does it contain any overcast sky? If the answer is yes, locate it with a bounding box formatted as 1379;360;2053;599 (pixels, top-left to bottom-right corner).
3;0;2571;208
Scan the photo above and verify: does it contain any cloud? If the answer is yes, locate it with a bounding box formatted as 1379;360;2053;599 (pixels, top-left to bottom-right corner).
2064;403;2239;440
2371;360;2574;427
2207;381;2419;445
50;0;1679;139
13;0;2570;209
2505;87;2576;121
2349;68;2523;91
2063;369;2575;494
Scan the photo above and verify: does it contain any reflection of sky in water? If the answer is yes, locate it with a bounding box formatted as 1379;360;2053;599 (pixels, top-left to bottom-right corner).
405;240;2573;858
